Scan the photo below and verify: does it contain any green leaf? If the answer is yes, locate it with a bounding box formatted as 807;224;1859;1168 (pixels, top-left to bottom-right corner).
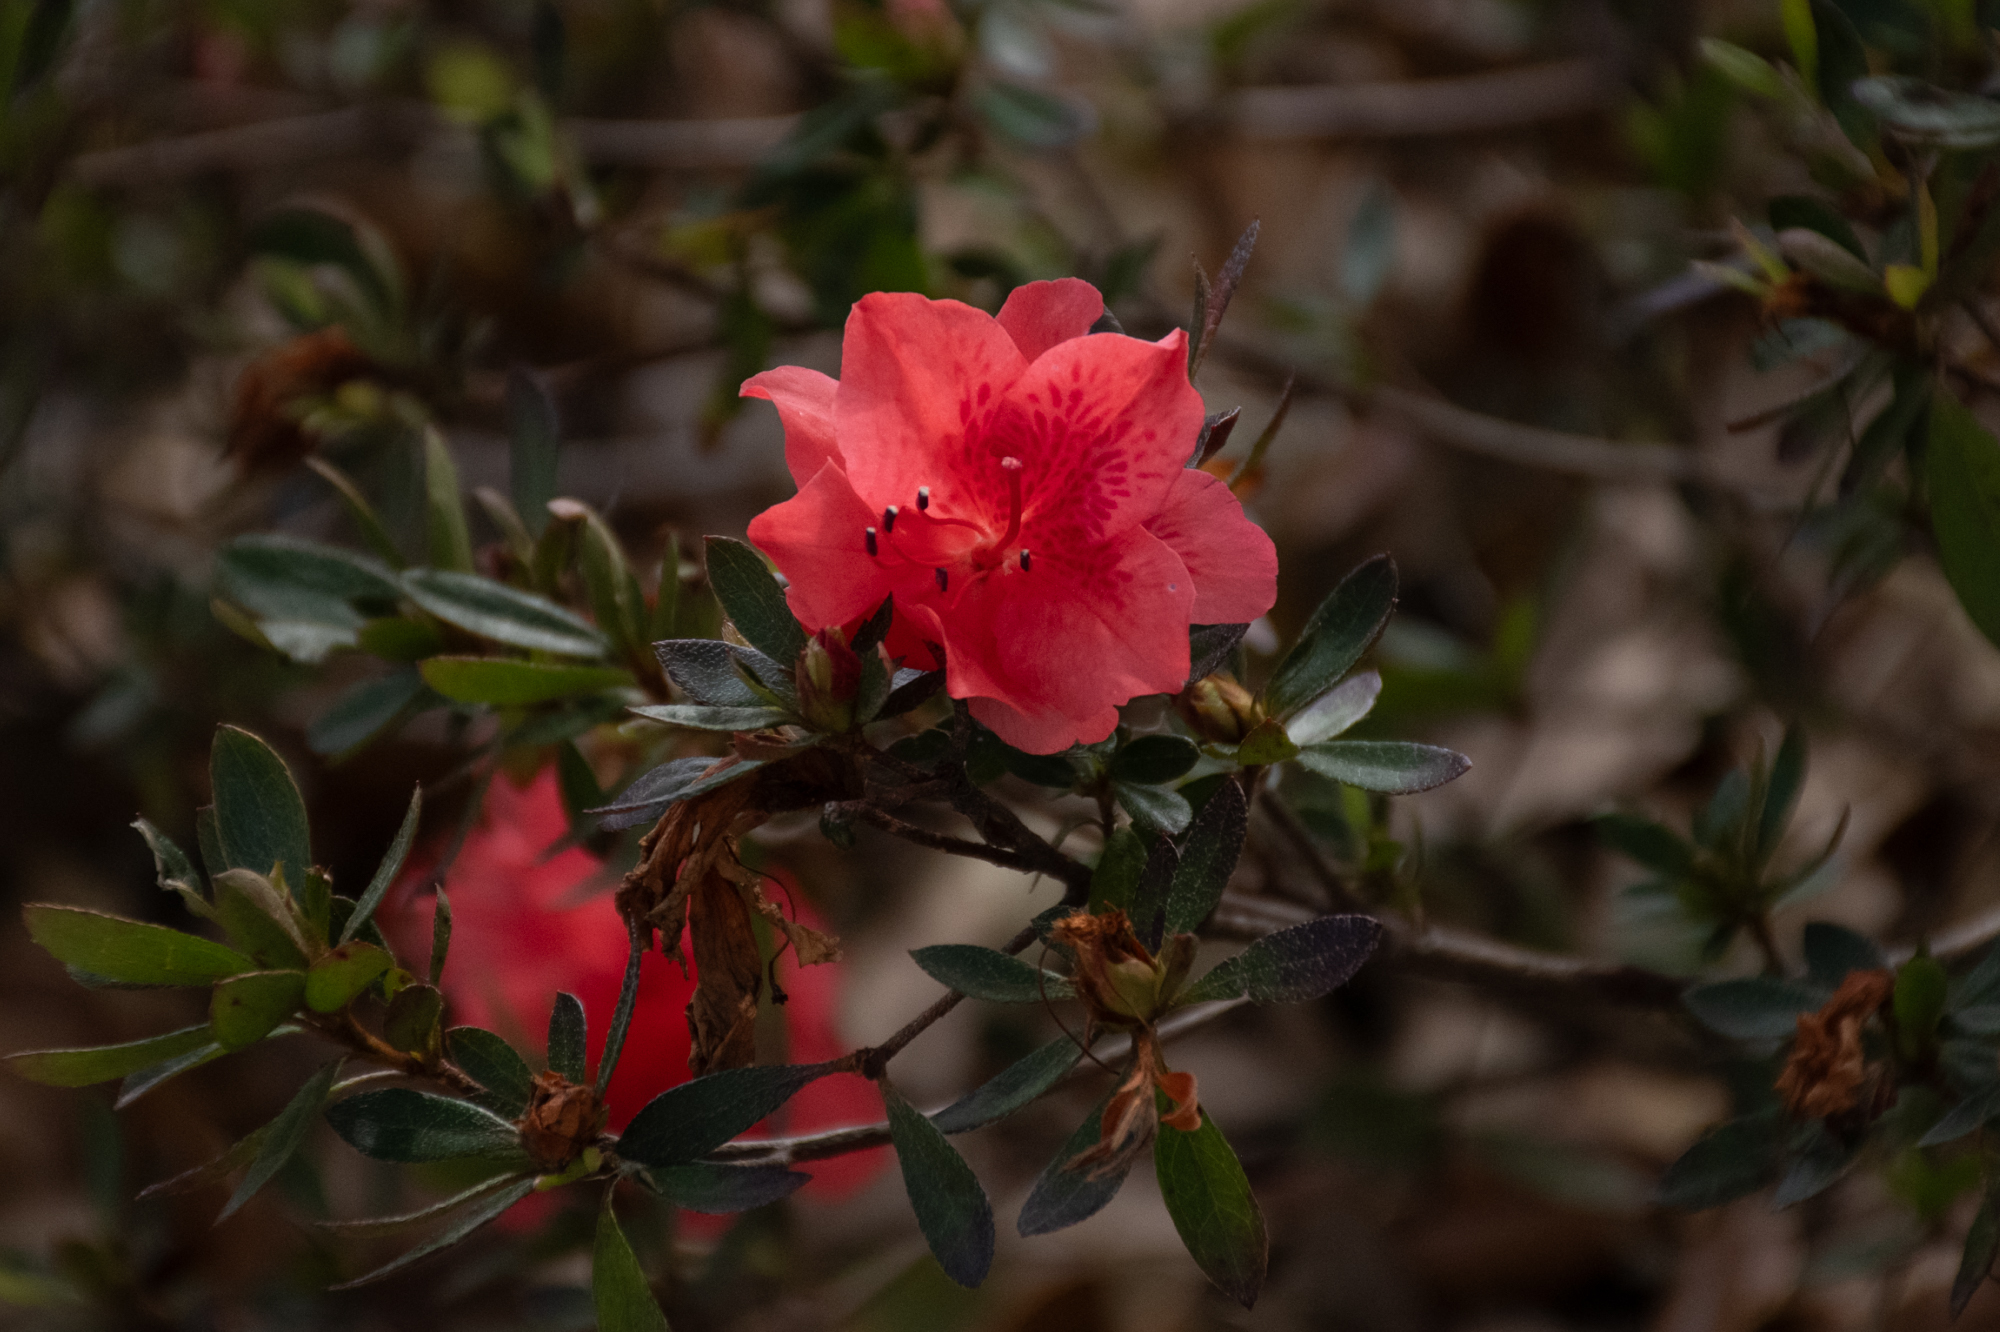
558;499;646;658
1109;735;1201;785
1233;718;1300;766
331;1178;536;1289
358;616;446;661
1758;727;1808;867
1295;741;1469;794
1155;1109;1267;1309
1895;955;1950;1054
1920;1083;2000;1147
653;639;766;707
6;1024;213;1087
385;983;444;1055
628;703;793;731
216;535;401;620
249;206;399;315
1127;831;1181;951
1187;623;1248;685
593;1203;670;1332
423;428;475;573
210;868;310;970
1955;1184;2000;1317
1682;977;1826;1040
137;1124;271;1202
1284;671;1381;746
1656;1111;1783;1209
508;369;561;539
306;942;394;1013
401;569;608;657
314;1174;528;1236
446;1027;537;1117
598;919;646;1097
1802;922;1883;990
1091;826;1146;913
615;1062;835;1167
24;905;252;987
885;1082;995;1288
131;817;208;916
117;1037;232;1108
1773;196;1865;264
418;656;632;706
1179;915;1382;1006
1771;1120;1857;1208
1115;781;1192;837
342;784;421;945
210;970;306;1050
1852;76;2000;149
909;945;1074;1004
549;991;587;1083
1164;780;1247;938
325;1087;524;1163
1018;1094;1133;1236
931;1037;1084;1134
655;1161;811;1214
1956;940;2000;1009
309;668;427;756
590;755;765;832
210;726;313;886
1340;179;1397;306
1596;813;1696;877
1263;554;1397;720
221;1058;343;1220
1927;392;2000;649
704;537;806;664
974;82;1091;148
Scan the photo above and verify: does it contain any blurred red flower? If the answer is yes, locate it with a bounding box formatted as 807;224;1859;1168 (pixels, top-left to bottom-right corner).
744;279;1278;753
382;770;883;1196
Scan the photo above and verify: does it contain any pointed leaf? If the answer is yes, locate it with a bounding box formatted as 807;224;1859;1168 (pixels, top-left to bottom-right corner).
548;991;587;1083
1115;781;1191;837
1295;741;1469;794
315;1174;526;1236
6;1024;213;1087
1956;1186;2000;1317
885;1083;995;1288
420;657;632;706
1186;623;1249;686
1596;814;1695;877
1164;780;1247;937
427;886;452;987
909;945;1074;1004
508;370;561;539
1263;555;1396;720
1018;1094;1132;1236
325;1088;524;1163
384;984;444;1056
931;1037;1084;1134
655;1161;812;1214
117;1038;232;1108
1656;1110;1784;1209
131;818;204;905
1285;671;1381;746
210;868;309;970
615;1062;835;1167
1928;393;2000;649
1920;1083;2000;1147
1179;914;1382;1006
210;726;312;885
446;1027;537;1118
628;703;792;731
1128;834;1180;952
401;569;607;657
24;905;252;987
331;1178;536;1289
653;639;764;707
221;1058;343;1220
1090;826;1145;913
306;942;394;1013
1771;1120;1857;1208
705;537;806;664
342;784;421;945
598;920;647;1097
1155;1108;1268;1309
423;429;475;573
593;1203;670;1332
1682;977;1826;1041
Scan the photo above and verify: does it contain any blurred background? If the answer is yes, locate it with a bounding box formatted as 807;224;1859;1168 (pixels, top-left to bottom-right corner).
6;0;2000;1327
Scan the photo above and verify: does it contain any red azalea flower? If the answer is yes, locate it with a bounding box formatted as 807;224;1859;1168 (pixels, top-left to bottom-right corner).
382;771;883;1196
743;279;1279;753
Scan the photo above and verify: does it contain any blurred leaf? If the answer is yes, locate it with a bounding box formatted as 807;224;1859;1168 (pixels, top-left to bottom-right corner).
1179;915;1382;1005
705;537;806;664
1263;555;1397;720
1927;393;2000;650
1091;826;1146;912
1683;977;1826;1040
931;1038;1085;1134
342;784;421;946
446;1027;537;1118
1698;37;1785;99
974;83;1093;149
221;1058;343;1220
385;983;444;1056
211;726;313;886
1657;1110;1784;1209
910;945;1074;1004
1295;741;1469;794
548;991;588;1083
420;657;632;706
629;703;792;731
656;1161;811;1213
6;1024;213;1087
23;905;252;987
423;430;475;573
210;970;305;1050
593;1203;669;1332
1115;781;1192;837
1156;1108;1267;1309
12;0;73;92
1772;1120;1858;1207
1810;0;1872;145
1955;1186;2000;1317
1596;814;1695;877
305;942;393;1013
508;370;560;538
325;1088;523;1163
304;458;406;568
1164;780;1247;937
1340;181;1396;306
1018;1093;1132;1236
1802;923;1884;989
309;668;426;756
217;535;400;627
331;1177;536;1289
616;1062;835;1166
1919;1083;2000;1147
1769;196;1867;261
1895;956;1950;1055
402;569;608;657
885;1082;996;1288
1841;365;1930;497
358;617;447;661
117;1037;236;1108
247;207;398;318
1852;76;2000;148
1285;671;1380;746
427;886;451;986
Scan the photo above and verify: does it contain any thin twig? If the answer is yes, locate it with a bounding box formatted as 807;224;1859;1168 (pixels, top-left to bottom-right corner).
836;802;1076;885
1232;58;1614;141
845;922;1041;1081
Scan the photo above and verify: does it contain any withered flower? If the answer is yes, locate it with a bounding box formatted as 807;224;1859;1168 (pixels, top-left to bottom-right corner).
518;1070;607;1171
226;326;374;473
1068;1030;1202;1179
1775;968;1894;1119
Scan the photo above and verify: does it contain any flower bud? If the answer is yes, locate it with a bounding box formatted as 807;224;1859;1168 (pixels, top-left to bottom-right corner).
1175;673;1263;745
796;627;863;732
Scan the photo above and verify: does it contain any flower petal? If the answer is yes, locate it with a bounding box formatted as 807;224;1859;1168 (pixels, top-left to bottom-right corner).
833;293;1028;511
741;366;840;488
1143;469;1278;623
747;462;936;632
942;528;1194;752
996;278;1104;362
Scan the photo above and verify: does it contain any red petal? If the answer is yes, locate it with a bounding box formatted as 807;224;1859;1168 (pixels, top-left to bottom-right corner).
741;366;839;488
996;278;1104;362
833;293;1028;511
943;528;1194;753
747;462;935;632
1143;469;1278;623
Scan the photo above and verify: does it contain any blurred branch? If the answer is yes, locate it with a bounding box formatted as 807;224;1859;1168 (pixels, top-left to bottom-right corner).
1232;59;1616;141
843;921;1043;1082
1368;384;1703;483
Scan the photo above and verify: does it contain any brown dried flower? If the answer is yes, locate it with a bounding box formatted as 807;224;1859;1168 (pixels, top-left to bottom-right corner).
518;1070;607;1171
226;327;373;473
1775;969;1894;1119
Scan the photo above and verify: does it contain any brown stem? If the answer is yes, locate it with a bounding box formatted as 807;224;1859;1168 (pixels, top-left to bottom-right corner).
845;921;1041;1081
309;1011;485;1099
836;802;1077;886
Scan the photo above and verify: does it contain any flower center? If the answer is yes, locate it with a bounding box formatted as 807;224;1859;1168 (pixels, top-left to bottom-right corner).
861;455;1032;598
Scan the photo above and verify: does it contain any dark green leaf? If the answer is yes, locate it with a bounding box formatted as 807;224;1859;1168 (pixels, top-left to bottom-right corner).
423;429;475;573
342;784;421;945
210;725;312;886
910;945;1074;1004
1109;735;1200;785
1294;741;1470;794
221;1058;343;1220
248;207;397;315
628;703;792;731
419;657;632;706
331;1178;536;1289
1656;1111;1783;1209
401;569;607;657
1596;813;1695;877
1841;364;1929;499
446;1027;537;1117
1018;1094;1132;1236
616;1062;835;1166
1128;833;1180;951
1920;1083;2000;1147
593;1203;670;1332
1090;826;1145;913
210;970;305;1050
1263;554;1397;720
385;983;444;1056
1802;922;1884;990
931;1037;1084;1134
6;1024;213;1087
508;370;560;539
23;904;252;987
589;755;764;832
655;1161;811;1213
131;817;204;908
549;991;587;1083
1115;781;1192;837
1285;671;1380;746
653;639;764;707
1155;1109;1267;1309
1187;623;1249;686
210;868;310;969
974;82;1092;148
705;537;806;665
1895;956;1950;1053
1682;977;1826;1041
216;534;400;619
325;1088;523;1163
1771;1120;1857;1208
879;667;945;718
13;0;74;92
306;942;393;1013
598;919;646;1097
885;1083;995;1288
1955;1186;2000;1317
1164;780;1247;937
137;1124;270;1202
117;1038;231;1108
309;668;426;756
1769;195;1866;261
1928;393;2000;650
1957;941;2000;1009
1234;718;1300;766
1179;914;1382;1006
1852;76;2000;148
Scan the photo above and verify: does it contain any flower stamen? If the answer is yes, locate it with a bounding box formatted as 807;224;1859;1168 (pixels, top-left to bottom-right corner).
935;567;949;592
916;486;930;511
883;505;899;533
1020;548;1031;572
864;526;878;556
